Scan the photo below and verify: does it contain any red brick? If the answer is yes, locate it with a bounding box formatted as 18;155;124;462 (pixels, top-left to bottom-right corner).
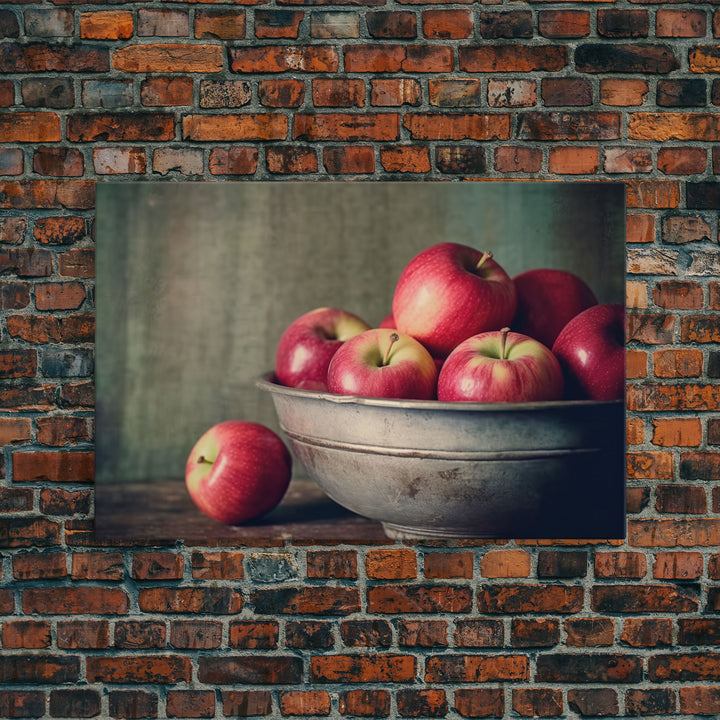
627;487;651;515
71;551;124;580
0;691;46;718
342;44;403;72
429;79;482;107
340;620;392;648
653;551;703;579
494;146;542;173
653;349;703;378
114;621;166;649
370;78;421;107
404;113;509;140
323;146;374;174
0;384;57;412
452;619;501;650
33;147;83;177
542;77;592;106
199;656;301;685
133;552;184;580
306;549;358;578
35;281;86;311
312;78;364;107
112;43;221;73
96;145;147;174
603;147;653;174
629;113;720;141
459;45;567;72
1;620;51;649
295;113;399;141
33;217;86;246
138;587;243;614
567;689;618;717
36;416;89;446
627;179;682;208
488;80;536;108
221;691;272;717
656;484;707;514
0;181;94;211
511;619;561;648
423;551;473;579
258;79;305;107
254;10;302;39
0;350;36;379
391;619;446;650
517;111;620;140
368;585;472;614
141;77;193;106
548;146;599;174
397;689;448;718
80;11;133;39
380;145;430;173
652;418;702;447
0;656;80;684
0;218;27;245
425;655;528;683
251;587;359;615
229;621;279;649
538;10;590;38
593;584;699;613
24;587;128;615
626;349;648;379
627;417;645;445
653;280;703;309
67;113;175;142
166;690;215;718
680;687;720;715
601;78;649;106
12;450;93;483
183;114;288;141
13;551;67;580
339;689;391;717
0;248;53;276
230;45;338;72
367;11;417;39
477;585;583;614
454;689;505;718
478;10;532;39
279;690;331;716
564;618;614;647
657;8;706;37
629;518;720;547
0;487;33;513
0;112;61;142
191;550;244;580
621;618;673;648
625;688;676;716
208;147;258;176
658;147;707;175
423;9;473;39
512;689;562;718
537;654;642;683
311;655;415;683
87;655;192;684
594;551;647;579
436;145;486;175
108;690;158;719
598;9;649;38
169;620;222;650
195;9;246;39
480;549;531;578
627;451;674;479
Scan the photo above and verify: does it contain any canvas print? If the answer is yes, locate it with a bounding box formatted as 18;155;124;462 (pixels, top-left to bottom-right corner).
94;182;626;542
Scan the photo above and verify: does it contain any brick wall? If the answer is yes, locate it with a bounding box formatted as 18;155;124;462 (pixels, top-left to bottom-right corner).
1;0;720;717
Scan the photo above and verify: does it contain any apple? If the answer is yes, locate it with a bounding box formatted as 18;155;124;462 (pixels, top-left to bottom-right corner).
437;328;563;403
552;303;625;401
275;307;371;390
392;242;517;358
378;313;396;329
185;420;292;525
327;328;438;400
512;268;598;349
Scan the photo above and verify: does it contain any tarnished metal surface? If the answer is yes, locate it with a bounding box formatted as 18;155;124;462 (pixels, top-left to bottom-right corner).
257;374;626;540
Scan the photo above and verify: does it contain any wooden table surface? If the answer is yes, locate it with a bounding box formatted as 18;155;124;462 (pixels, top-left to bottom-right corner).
94;477;391;545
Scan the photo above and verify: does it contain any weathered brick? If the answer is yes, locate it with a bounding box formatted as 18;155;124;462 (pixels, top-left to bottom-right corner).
629;113;720;141
255;10;302;39
167;690;215;719
548;146;599;174
663;215;711;244
0;43;109;73
538;10;590;38
39;487;91;515
512;689;563;718
567;689;618;718
48;689;100;719
494;146;542;173
657;8;706;37
399;619;449;648
460;45;566;72
311;12;360;38
621;618;673;648
12;451;93;483
516;111;620;140
454;689;505;719
279;690;331;717
597;9;648;38
80;11;133;40
397;689;448;718
137;8;189;37
542;77;592;106
71;551;124;580
142;77;194;107
153;147;203;176
170;620;222;649
113;44;222;73
94;146;148;172
184;114;288;141
199;656;303;684
436;146;486;175
425;655;528;683
306;549;357;578
654;349;703;378
87;656;192;684
565;618;614;647
208;147;258;176
0;656;79;684
595;551;647;579
477;585;583;614
601;78;649;106
139;587;243;614
368;585;472;614
230;45;338;72
511;619;561;648
653;550;703;579
1;620;51;649
380;145;430;173
108;690;158;719
404;113;509;140
251;587;359;615
680;687;720;716
0;487;32;513
13;551;67;580
625;688;676;716
592;584;699;613
649;653;720;682
339;689;390;717
296;112;399;141
423;10;473;39
221;691;272;717
371;78;421;107
575;44;679;73
341;619;392;647
67;113;175;142
429;79;482;107
657;79;707;107
258;79;305;108
536;654;642;683
312;78;365;107
627;451;674;479
367;11;416;38
195;9;246;39
114;621;166;650
229;621;279;649
34;216;86;245
453;619;502;648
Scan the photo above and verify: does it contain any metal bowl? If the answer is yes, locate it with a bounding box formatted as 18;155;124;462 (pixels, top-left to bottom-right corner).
257;374;625;540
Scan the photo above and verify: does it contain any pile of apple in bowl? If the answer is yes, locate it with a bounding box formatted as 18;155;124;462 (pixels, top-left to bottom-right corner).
257;242;626;540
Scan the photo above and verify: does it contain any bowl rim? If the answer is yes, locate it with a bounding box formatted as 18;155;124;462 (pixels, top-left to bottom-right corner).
256;372;624;413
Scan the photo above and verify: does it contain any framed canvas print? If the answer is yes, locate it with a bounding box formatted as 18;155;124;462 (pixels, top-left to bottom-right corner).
94;181;626;543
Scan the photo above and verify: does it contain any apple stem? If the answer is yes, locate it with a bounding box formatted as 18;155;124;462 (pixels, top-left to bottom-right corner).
197;456;213;465
476;250;493;271
500;327;510;360
383;333;400;366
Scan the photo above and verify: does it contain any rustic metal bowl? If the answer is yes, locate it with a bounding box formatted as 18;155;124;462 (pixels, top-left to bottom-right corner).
257;374;625;540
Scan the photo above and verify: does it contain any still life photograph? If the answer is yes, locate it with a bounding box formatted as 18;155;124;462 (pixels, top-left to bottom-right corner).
94;181;626;543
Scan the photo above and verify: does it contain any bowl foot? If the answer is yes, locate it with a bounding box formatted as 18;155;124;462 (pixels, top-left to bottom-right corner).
382;522;501;541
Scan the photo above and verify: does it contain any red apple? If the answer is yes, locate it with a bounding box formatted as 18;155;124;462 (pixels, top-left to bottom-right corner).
438;328;563;403
378;313;396;329
327;328;438;400
392;242;517;358
552;303;625;401
275;307;371;390
185;421;292;525
512;268;598;349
